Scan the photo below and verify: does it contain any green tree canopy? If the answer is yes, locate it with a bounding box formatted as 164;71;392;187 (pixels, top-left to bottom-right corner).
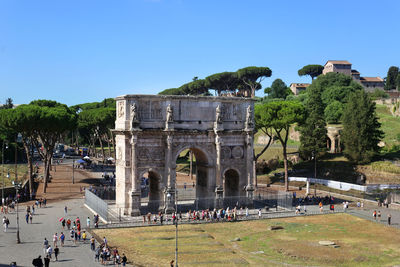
29;100;77;193
385;66;399;90
298;64;324;81
257;100;305;190
324;101;344;124
77;107;116;160
158;88;184;95
70;98;116;113
264;78;291;99
236;66;272;98
205;72;239;96
1;105;44;196
341;90;383;163
306;72;363;123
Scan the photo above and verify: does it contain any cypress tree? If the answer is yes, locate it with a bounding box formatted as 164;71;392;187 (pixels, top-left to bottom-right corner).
341;90;383;163
385;66;399;90
299;84;327;160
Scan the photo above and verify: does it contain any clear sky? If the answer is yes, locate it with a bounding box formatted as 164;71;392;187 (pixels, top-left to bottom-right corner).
1;0;400;106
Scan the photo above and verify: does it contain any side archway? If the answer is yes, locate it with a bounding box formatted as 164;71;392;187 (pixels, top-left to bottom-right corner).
223;168;240;207
139;169;163;212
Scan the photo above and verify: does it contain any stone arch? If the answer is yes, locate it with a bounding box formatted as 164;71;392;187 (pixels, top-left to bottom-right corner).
223;168;240;207
223;168;240;197
138;169;163;212
173;145;214;200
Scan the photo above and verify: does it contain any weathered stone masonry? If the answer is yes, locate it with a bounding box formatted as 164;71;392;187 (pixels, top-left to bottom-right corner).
113;95;255;216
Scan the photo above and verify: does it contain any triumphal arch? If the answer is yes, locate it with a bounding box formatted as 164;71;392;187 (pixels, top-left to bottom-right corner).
114;95;255;215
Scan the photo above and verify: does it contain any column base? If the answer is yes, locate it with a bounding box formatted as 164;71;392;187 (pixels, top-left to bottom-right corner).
164;123;174;131
214;186;224;209
245;184;255;199
128;191;141;216
164;187;176;213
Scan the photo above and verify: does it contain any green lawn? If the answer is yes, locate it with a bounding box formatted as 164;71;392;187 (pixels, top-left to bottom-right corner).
93;213;400;267
376;104;400;147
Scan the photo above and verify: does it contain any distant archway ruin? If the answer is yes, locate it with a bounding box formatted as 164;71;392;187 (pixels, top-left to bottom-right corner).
113;95;255;215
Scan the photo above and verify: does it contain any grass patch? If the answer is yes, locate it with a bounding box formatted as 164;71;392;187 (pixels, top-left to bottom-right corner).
94;214;400;267
376;104;400;148
254;145;298;162
370;161;400;174
0;164;29;187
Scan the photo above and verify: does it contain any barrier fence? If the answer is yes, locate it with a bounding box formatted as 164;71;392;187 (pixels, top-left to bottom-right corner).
289;177;400;193
85;189;109;221
85;187;293;223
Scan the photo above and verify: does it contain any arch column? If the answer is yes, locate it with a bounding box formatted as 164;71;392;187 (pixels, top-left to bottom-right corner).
245;133;254;199
164;134;175;213
129;134;141;216
214;134;223;208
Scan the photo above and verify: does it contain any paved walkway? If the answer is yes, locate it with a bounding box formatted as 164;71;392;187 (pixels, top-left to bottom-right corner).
0;198;101;267
2;163;400;266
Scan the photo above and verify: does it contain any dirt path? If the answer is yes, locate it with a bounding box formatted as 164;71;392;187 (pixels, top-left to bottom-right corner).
35;164;101;202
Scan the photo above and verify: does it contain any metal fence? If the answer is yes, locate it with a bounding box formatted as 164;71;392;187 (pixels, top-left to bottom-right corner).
85;186;293;222
85;189;109;221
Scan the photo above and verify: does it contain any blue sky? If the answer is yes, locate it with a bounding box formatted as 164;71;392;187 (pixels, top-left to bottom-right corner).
1;0;399;106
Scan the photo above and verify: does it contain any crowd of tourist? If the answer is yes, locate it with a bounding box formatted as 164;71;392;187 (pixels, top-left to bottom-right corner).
140;206;254;225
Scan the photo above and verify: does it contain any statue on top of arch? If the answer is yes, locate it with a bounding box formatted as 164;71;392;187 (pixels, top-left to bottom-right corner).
130;103;140;130
165;104;174;130
245;105;254;130
166;104;174;123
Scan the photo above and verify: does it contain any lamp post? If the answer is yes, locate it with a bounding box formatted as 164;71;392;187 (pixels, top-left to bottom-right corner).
313;150;317;196
167;188;178;267
72;159;75;184
174;185;178;267
2;141;8;205
12;180;21;244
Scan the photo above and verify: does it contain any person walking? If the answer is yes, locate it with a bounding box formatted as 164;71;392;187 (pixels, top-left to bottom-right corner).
54;245;59;261
60;232;65;247
64;206;67;215
53;233;58;247
30;212;33;224
46;245;53;259
122;253;127;267
388;213;392;225
32;255;43;267
44;255;50;267
61;218;66;229
43;238;49;255
373;210;377;220
95;246;100;262
3;216;9;232
90;236;96;250
25;212;29;224
258;209;262;219
377;211;381;221
86;216;90;228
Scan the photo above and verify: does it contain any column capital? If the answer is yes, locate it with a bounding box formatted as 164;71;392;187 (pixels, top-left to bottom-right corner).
130;135;138;145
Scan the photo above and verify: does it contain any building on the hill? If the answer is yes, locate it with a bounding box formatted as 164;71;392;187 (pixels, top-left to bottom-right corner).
351;69;361;80
322;60;384;92
359;77;385;92
289;83;310;95
323;60;352;76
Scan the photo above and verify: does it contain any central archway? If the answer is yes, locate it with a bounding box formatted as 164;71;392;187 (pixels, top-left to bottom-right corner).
173;146;213;210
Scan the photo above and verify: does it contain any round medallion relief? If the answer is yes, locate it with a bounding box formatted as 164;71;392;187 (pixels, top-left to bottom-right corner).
221;146;231;159
231;146;243;159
